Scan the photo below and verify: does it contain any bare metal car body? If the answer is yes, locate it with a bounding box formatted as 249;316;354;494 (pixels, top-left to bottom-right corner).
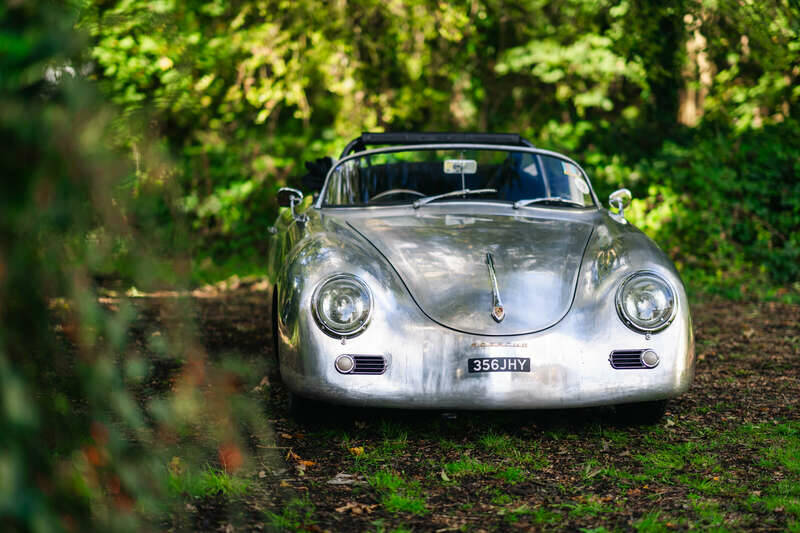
268;133;694;410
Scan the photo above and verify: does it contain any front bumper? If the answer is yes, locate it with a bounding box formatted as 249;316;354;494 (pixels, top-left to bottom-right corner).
278;296;695;410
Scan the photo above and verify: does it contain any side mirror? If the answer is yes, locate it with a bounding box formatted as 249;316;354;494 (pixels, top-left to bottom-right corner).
609;188;632;220
278;187;303;208
277;187;307;223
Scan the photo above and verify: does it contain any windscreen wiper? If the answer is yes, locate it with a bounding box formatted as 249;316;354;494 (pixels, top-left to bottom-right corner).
413;188;497;209
513;196;586;209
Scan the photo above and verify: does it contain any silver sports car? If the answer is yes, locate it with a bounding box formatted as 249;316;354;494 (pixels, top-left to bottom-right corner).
268;133;694;420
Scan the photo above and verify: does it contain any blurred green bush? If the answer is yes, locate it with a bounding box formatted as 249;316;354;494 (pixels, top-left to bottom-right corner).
1;3;265;531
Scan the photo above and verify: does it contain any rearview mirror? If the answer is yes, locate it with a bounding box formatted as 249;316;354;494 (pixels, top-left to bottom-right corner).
609;188;632;220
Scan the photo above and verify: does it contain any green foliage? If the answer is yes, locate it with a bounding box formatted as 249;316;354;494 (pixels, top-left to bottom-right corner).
1;2;266;530
168;464;251;498
635;511;670;532
74;0;800;292
265;495;316;532
369;471;428;515
0;3;148;530
496;466;526;484
478;430;515;451
443;457;494;477
620;122;800;295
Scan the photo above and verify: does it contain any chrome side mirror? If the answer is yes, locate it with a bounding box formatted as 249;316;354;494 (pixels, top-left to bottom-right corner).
277;187;308;223
609;188;632;220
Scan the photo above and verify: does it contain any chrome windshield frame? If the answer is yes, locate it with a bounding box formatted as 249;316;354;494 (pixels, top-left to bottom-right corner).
314;143;601;210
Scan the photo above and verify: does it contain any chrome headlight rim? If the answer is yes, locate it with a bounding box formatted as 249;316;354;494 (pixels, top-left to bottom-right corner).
615;271;677;334
311;273;373;338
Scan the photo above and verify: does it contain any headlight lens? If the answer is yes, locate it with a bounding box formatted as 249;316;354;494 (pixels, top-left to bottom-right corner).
312;274;372;336
616;272;676;333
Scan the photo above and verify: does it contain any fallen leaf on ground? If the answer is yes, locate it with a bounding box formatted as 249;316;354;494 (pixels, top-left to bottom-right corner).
168;456;184;476
286;449;301;462
327;472;367;486
252;376;270;392
335;501;377;515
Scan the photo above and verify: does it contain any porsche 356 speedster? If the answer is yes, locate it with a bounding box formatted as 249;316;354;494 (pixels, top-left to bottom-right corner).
268;132;694;419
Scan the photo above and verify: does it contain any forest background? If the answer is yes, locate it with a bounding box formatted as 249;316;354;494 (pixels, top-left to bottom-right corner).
1;0;799;531
81;0;799;297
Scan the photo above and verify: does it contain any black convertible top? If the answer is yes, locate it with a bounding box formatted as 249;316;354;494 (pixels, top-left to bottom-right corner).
340;132;535;158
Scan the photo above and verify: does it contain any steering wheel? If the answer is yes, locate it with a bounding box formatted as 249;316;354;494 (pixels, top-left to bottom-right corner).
368;189;425;203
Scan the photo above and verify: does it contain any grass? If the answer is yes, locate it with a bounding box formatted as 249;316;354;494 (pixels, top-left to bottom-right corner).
442;457;494;477
348;424;410;469
561;496;616;519
168;464;250;498
369;520;414;533
502;504;562;525
195;405;800;532
479;430;515;452
496;466;526;484
287;406;800;530
490;490;513;505
635;511;670;532
368;471;428;515
689;495;728;528
476;429;550;471
265;496;316;531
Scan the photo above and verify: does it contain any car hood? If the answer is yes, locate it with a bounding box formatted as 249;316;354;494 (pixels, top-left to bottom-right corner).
347;211;594;335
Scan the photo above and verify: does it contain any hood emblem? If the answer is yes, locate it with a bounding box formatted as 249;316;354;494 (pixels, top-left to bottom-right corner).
486;253;505;323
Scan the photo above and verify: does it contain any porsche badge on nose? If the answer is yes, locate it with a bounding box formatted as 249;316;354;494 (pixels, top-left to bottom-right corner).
492;305;505;322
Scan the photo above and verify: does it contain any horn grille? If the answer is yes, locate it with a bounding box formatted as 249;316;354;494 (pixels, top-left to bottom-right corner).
352;355;387;375
609;349;648;369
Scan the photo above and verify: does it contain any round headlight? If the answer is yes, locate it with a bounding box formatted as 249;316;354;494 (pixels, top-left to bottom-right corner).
312;274;372;337
615;272;676;333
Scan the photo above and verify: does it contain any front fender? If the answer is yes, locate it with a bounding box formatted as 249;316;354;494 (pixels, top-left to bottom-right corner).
569;211;695;387
275;213;422;378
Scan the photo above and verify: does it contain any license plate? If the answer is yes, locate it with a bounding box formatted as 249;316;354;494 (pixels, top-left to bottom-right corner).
468;357;531;373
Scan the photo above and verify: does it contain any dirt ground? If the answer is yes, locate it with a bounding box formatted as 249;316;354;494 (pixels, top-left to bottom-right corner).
123;284;800;532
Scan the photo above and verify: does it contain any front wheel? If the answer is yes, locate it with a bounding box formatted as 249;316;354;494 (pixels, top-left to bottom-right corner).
271;287;281;378
615;400;667;426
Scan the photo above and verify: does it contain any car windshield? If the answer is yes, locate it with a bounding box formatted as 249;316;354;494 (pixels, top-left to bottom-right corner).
321;148;595;208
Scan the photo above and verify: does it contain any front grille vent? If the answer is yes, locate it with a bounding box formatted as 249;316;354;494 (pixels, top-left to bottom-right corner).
609;349;647;369
352;355;387;375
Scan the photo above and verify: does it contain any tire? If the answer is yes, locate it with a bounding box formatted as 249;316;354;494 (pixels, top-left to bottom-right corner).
616;400;667;426
271;287;281;378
